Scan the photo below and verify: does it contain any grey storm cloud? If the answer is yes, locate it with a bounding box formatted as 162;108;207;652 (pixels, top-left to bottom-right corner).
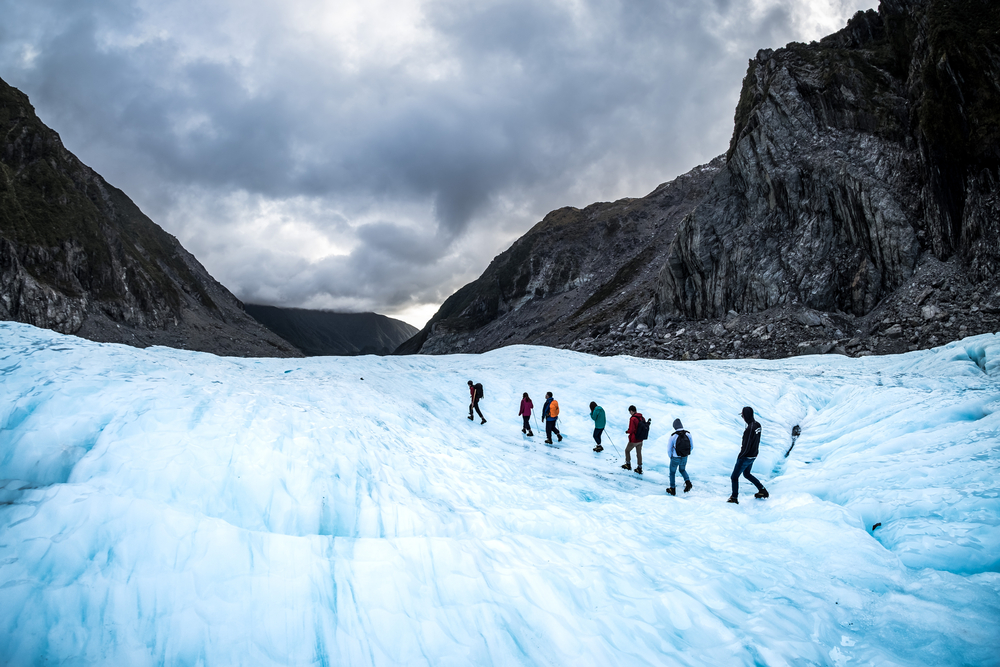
0;0;874;325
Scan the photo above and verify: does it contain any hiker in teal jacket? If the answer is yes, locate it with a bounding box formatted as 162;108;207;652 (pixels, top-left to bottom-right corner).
590;402;607;452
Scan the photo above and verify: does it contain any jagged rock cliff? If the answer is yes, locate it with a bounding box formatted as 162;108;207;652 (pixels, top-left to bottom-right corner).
399;0;999;360
396;159;722;354
245;305;417;356
659;0;999;321
0;77;301;357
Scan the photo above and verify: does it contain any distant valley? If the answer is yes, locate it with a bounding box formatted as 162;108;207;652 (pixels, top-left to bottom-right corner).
245;305;417;356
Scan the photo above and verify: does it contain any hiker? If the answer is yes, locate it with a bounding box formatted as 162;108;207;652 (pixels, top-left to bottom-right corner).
589;402;606;452
468;380;486;424
542;392;562;444
623;405;648;474
519;393;534;436
728;406;768;504
666;418;693;495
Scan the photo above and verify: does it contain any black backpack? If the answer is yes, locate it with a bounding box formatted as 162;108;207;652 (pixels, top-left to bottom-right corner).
673;430;691;457
634;415;650;441
474;383;484;400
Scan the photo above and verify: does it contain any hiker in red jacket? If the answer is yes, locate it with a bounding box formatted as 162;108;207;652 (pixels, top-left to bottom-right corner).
623;405;648;474
518;393;534;436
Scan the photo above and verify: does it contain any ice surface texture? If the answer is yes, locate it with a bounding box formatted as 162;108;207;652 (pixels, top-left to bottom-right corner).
1;322;998;666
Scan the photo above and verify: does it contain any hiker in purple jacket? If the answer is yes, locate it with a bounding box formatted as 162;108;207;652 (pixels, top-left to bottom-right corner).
519;393;534;436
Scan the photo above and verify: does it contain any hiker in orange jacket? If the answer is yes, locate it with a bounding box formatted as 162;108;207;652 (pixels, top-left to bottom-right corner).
542;392;562;444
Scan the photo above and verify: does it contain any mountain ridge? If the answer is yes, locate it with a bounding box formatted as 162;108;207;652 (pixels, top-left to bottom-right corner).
398;0;1000;359
0;76;301;357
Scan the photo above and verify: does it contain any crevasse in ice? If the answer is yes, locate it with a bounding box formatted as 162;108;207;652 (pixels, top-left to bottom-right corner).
1;322;998;666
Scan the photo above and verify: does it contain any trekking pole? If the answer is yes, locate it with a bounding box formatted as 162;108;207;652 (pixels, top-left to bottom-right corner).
533;410;541;434
605;432;621;457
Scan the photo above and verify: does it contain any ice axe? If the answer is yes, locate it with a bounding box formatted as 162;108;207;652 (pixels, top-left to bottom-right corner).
784;424;801;457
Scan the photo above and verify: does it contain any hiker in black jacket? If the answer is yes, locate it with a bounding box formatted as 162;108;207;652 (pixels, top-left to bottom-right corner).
468;380;486;424
727;406;768;504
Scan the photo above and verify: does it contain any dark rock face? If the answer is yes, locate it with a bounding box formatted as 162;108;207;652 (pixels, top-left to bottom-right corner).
658;0;999;320
399;0;1000;361
245;305;417;356
0;77;300;357
396;159;722;354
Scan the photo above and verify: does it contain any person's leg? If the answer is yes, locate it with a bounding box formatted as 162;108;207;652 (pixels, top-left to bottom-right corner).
546;420;554;441
469;402;474;419
678;456;690;482
523;416;530;431
669;456;678;488
742;458;763;491
593;428;602;445
473;401;484;421
635;442;642;468
624;442;634;466
730;459;744;498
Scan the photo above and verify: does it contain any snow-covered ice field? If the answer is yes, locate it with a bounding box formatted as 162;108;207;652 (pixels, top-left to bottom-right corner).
1;322;999;666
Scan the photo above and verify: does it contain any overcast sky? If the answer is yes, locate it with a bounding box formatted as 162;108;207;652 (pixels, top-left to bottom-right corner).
0;0;875;327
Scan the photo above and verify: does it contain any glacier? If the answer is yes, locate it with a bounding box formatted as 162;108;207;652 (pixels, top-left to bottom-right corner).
1;321;998;666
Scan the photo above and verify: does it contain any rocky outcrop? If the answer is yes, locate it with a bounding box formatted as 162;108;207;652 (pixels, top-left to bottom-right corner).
396;159;722;354
658;0;999;320
398;0;999;361
245;305;417;356
0;77;301;357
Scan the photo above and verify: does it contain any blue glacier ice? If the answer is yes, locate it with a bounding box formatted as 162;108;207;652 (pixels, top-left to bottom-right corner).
1;322;998;666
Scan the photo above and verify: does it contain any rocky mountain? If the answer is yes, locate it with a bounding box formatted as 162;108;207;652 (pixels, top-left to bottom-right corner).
0;77;301;357
399;0;999;360
396;158;723;354
245;305;417;356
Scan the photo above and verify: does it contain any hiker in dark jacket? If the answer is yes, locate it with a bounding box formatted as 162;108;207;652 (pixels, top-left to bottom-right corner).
589;402;606;452
622;405;646;474
728;406;767;503
468;380;486;424
666;418;693;496
542;392;562;444
519;393;534;436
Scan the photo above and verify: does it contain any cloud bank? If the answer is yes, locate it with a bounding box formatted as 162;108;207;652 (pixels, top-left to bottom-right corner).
0;0;875;326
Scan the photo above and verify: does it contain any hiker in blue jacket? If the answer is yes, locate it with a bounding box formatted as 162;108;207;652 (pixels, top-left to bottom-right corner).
666;418;693;496
589;402;606;452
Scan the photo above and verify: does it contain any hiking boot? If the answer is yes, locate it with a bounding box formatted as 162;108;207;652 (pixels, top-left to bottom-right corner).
593;445;603;452
635;467;643;474
467;415;474;421
526;431;534;437
481;419;487;425
522;428;526;434
666;487;676;496
754;488;769;499
545;439;553;444
684;480;693;493
556;434;563;442
727;496;739;504
621;463;631;470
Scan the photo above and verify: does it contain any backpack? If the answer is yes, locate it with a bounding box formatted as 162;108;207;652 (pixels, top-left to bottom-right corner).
474;383;484;400
673;430;691;457
634;415;650;441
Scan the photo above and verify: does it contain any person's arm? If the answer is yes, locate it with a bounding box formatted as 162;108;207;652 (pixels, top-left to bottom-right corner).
668;433;677;457
738;427;750;458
